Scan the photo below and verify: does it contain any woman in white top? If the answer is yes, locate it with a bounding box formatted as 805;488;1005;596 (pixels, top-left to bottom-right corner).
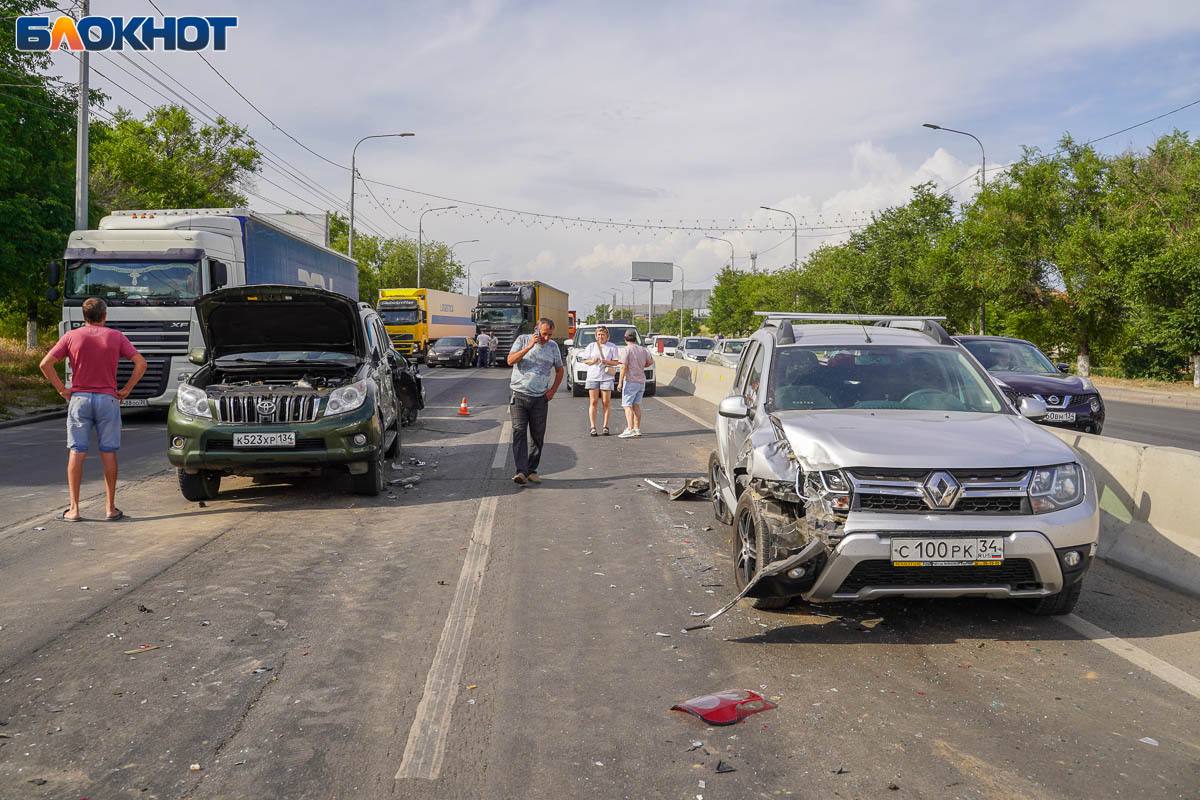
582;326;620;436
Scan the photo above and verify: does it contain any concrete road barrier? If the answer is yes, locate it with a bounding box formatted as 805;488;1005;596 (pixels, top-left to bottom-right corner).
656;355;1200;597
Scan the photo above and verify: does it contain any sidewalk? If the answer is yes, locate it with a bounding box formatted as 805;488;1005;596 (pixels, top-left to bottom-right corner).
1092;377;1200;411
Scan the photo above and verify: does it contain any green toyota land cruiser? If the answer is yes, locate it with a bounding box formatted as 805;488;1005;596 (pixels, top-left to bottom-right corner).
167;285;404;499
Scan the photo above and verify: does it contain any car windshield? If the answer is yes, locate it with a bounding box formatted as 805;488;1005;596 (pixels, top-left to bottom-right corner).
65;260;201;305
474;307;523;324
434;337;468;349
961;339;1058;374
379;309;420;325
770;345;1004;413
214;351;358;365
724;340;746;354
684;338;715;350
576;327;639;346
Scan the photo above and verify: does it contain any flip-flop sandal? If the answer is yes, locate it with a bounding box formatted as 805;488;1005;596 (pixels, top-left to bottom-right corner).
57;510;82;522
589;428;598;437
106;509;125;522
602;427;611;436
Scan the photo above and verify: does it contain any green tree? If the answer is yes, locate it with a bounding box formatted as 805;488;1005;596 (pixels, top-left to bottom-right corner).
90;104;261;210
652;308;701;337
327;214;464;299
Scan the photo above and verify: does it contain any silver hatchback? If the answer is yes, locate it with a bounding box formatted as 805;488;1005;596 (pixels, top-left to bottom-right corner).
708;314;1099;615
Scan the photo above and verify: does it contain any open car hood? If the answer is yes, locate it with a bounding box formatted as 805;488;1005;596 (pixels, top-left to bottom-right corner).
195;285;364;360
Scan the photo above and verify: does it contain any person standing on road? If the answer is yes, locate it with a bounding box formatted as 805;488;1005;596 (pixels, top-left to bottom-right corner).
476;331;493;368
506;318;564;485
582;325;619;436
617;329;654;438
38;297;147;522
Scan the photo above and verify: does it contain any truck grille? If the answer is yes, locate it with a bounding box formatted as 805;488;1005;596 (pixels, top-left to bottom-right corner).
213;394;321;424
847;468;1032;515
87;320;191;357
117;358;169;400
837;559;1038;593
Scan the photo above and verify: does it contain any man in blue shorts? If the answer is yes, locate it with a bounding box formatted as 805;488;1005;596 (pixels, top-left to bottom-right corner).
617;329;653;438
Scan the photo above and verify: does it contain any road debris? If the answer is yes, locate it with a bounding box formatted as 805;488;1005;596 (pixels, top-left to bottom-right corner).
138;604;153;613
688;740;703;751
644;477;712;501
1138;736;1159;746
123;644;159;655
671;690;777;726
28;778;47;785
695;541;822;626
888;783;901;791
389;475;421;487
832;766;849;775
33;526;45;532
190;763;202;772
655;632;672;638
251;666;273;675
715;760;736;773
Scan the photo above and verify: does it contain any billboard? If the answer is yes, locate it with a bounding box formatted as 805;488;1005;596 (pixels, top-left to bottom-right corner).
631;261;673;282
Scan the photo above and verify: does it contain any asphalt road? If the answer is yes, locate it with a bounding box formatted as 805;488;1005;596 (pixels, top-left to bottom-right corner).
0;368;1197;798
1101;399;1200;451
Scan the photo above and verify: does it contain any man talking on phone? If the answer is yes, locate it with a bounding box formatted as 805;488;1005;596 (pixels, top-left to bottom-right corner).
506;318;564;485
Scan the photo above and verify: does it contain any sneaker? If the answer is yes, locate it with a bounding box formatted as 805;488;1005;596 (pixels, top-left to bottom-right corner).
632;429;642;437
512;472;527;485
617;428;637;438
527;472;541;484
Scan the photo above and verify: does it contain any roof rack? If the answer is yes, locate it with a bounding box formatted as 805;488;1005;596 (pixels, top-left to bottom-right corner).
754;312;954;345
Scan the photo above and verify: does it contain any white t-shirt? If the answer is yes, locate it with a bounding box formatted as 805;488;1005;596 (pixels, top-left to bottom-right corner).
583;341;619;383
477;333;493;349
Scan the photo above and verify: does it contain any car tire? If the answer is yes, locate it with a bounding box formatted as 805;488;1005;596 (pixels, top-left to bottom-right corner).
351;420;389;496
571;380;586;398
732;490;792;610
1025;580;1083;616
398;391;419;426
709;451;733;526
178;469;220;501
644;382;656;397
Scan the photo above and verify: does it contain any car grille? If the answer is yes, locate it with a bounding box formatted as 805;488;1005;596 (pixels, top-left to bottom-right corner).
205;436;326;452
847;467;1032;515
213;394;321;424
837;559;1039;593
117;357;169;400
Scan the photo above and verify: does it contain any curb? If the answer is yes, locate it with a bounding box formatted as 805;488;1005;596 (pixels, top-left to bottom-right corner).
1097;385;1200;412
0;408;65;430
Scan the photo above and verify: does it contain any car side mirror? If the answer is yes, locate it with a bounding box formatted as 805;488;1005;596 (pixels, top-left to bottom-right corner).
1056;363;1070;374
1019;396;1048;420
209;260;228;290
564;339;574;347
719;396;750;419
188;347;208;366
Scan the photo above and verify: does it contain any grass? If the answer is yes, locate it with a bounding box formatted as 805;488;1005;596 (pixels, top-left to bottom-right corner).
0;336;64;420
1090;374;1198;393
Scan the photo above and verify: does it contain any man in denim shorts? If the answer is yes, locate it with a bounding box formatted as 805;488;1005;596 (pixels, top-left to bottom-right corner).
39;297;147;521
617;329;654;438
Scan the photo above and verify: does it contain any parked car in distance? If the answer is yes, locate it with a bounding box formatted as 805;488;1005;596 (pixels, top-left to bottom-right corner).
709;314;1098;617
565;323;656;398
649;335;679;356
680;336;717;362
424;336;477;368
956;336;1105;434
167;285;405;499
705;338;747;368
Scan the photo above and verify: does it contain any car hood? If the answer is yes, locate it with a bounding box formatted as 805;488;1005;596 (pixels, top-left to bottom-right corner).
991;371;1090;397
195;284;364;359
774;408;1076;470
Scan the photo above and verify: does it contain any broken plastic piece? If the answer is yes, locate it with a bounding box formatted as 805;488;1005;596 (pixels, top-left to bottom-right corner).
1138;736;1159;746
671;690;777;726
715;760;736;774
698;539;824;626
123;644;159;655
390;475;421;486
670;478;711;501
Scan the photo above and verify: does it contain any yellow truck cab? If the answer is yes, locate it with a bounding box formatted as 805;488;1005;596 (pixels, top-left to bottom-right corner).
377;288;477;361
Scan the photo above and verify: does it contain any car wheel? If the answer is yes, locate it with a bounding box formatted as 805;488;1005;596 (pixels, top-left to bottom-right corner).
178;469;220;501
644;382;656;397
571;380;586;398
1025;580;1083;616
351;422;388;496
709;451;734;526
732;490;791;610
398;391;419;426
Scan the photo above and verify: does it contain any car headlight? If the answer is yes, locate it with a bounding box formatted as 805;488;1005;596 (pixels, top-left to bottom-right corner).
800;469;851;512
454;349;464;356
1079;377;1095;391
1029;463;1084;513
1089;396;1102;413
324;379;369;416
176;383;211;418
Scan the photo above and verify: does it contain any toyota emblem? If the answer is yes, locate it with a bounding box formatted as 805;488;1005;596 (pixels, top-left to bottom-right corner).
256;399;277;416
921;471;963;510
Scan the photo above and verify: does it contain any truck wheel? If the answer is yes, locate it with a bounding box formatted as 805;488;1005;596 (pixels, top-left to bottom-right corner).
732;490;792;610
1025;581;1083;616
708;451;733;526
178;469;220;501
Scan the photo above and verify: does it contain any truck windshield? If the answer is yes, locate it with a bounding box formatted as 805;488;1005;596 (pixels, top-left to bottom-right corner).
379;309;420;325
65;260;201;304
474;307;523;324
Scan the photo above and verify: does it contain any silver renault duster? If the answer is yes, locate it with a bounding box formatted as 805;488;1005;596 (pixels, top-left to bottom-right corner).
708;314;1099;615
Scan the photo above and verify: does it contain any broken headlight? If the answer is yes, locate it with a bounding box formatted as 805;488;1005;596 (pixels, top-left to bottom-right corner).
1029;463;1083;513
801;469;851;512
176;383;212;419
324;379;369;416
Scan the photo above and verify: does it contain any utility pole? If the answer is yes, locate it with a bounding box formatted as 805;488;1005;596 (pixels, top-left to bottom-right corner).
74;0;89;232
349;132;414;258
417;205;456;288
760;205;798;268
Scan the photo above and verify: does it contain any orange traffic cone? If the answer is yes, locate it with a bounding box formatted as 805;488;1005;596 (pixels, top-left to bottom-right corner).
458;397;471;416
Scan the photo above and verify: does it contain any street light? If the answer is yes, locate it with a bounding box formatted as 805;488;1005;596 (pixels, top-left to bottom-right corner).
349;132;414;258
923;122;987;333
705;234;735;271
448;239;478;292
466;259;491;295
760;205;798;269
417;205;457;288
672;264;687;339
620;281;637;318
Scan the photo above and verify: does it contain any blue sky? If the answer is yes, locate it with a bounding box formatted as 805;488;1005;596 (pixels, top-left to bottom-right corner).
47;1;1200;314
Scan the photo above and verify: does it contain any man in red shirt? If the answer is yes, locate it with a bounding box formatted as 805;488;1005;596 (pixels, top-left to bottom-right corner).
39;297;147;522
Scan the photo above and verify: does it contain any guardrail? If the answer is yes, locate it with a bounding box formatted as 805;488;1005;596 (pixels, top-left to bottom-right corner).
654;355;1200;598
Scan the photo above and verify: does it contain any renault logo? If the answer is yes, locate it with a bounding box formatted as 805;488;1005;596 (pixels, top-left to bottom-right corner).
256;399;277;417
921;471;962;510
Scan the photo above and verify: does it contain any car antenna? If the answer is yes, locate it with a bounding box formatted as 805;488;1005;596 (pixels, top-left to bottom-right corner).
844;300;873;343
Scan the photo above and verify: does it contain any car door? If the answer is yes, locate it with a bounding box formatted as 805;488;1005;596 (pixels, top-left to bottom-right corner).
366;316;398;429
719;340;764;476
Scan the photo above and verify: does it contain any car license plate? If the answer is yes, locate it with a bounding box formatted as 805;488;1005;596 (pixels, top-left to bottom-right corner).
233;432;295;448
120;398;148;408
891;536;1004;566
1044;411;1076;422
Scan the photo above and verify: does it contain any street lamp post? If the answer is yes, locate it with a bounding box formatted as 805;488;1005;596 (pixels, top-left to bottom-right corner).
349;132;414;258
760;205;798;268
466;259;490;295
672;264;687;339
448;239;478;292
924;122;987;333
417;205;457;288
705;234;735;271
620;281;637;319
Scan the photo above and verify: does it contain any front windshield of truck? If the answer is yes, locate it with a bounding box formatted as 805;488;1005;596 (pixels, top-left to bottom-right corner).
961;339;1058;374
65;260;201;304
474;307;524;324
770;345;1004;413
379;309;420;326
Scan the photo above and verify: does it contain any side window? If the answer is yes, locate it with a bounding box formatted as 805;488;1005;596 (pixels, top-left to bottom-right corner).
734;341;758;394
743;344;766;407
363;317;381;358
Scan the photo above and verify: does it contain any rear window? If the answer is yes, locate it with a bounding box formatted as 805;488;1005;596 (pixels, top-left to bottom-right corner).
684;338;715;350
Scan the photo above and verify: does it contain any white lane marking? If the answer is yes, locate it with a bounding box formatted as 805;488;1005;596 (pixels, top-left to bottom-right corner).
656;393;1200;700
655;396;714;430
396;423;507;781
491;421;511;469
1060;613;1200;700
